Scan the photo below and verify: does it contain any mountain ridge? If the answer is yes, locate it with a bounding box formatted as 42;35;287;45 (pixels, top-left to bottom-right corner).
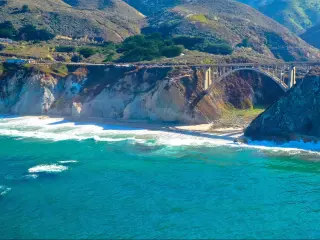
0;0;145;41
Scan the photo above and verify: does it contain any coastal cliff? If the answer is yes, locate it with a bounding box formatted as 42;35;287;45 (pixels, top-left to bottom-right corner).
245;68;320;141
0;63;285;124
0;64;225;124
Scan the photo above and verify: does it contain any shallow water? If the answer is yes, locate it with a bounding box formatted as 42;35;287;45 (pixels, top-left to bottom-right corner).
1;116;320;239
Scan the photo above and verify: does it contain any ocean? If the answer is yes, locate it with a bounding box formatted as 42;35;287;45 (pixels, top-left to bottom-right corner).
1;116;320;239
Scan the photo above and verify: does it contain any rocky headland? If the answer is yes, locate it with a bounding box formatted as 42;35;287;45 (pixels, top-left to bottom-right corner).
245;67;320;142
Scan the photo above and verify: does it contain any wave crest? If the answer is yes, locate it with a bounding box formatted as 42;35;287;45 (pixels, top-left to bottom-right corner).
28;164;68;173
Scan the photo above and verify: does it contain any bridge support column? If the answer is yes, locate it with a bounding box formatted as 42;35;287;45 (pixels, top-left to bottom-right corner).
203;67;212;90
289;66;296;88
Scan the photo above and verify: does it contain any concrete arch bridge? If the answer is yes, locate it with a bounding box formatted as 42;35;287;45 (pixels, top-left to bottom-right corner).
199;62;320;94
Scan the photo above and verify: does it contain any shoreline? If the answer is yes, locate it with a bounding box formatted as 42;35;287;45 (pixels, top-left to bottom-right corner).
1;114;320;154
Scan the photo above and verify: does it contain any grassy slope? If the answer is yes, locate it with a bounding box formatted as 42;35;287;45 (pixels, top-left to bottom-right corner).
0;0;145;42
138;0;319;61
239;0;320;34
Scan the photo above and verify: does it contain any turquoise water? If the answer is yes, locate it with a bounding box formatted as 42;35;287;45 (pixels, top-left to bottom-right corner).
1;116;320;239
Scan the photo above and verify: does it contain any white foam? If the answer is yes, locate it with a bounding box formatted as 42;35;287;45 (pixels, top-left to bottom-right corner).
23;174;39;179
0;185;11;196
28;164;68;173
58;160;78;164
0;115;320;155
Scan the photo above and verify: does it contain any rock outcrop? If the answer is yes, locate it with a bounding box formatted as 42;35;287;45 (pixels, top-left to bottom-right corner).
245;68;320;141
0;64;226;124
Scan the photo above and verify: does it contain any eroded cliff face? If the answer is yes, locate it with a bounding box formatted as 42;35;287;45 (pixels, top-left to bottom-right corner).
245;68;320;141
0;64;225;124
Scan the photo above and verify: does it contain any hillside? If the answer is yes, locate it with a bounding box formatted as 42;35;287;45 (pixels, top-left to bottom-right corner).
0;0;144;42
301;24;320;49
239;0;320;34
134;0;319;61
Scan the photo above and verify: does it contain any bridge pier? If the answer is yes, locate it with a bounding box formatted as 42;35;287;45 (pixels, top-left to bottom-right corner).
289;66;296;88
203;67;212;90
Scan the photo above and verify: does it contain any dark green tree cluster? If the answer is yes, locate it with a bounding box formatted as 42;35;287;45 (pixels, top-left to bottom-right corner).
0;21;17;39
0;21;55;41
172;35;233;55
17;25;54;41
117;34;184;62
236;38;252;48
78;47;97;58
56;46;76;53
197;43;233;55
21;5;30;13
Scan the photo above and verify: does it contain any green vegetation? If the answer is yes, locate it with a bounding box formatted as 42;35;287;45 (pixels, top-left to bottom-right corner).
117;34;184;62
55;46;76;53
188;14;210;24
236;38;252;48
264;32;295;61
78;47;97;58
33;63;68;77
172;35;233;55
21;5;30;13
0;21;55;41
198;43;233;55
172;36;205;49
0;21;17;39
17;25;55;41
0;63;4;76
0;0;143;42
161;45;184;58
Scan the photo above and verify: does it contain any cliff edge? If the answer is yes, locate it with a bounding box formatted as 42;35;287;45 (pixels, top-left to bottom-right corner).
245;68;320;142
0;64;225;124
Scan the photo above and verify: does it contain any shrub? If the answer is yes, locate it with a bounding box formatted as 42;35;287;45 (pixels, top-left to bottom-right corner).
56;46;76;53
0;0;7;6
0;63;4;75
0;21;17;39
22;4;30;12
78;47;96;58
17;25;55;41
71;54;83;62
117;34;186;62
161;45;184;58
119;47;160;62
172;36;205;49
199;43;233;55
236;38;252;48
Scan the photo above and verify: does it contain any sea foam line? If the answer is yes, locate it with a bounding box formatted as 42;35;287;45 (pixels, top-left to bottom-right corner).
58;160;78;164
0;116;320;155
0;185;11;196
28;164;68;173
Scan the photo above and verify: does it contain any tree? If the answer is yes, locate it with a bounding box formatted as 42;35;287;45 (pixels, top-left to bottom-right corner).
71;54;83;63
56;46;76;53
17;25;55;41
78;47;96;58
0;21;17;39
0;0;8;7
199;43;233;55
172;36;205;49
22;4;30;12
161;45;184;58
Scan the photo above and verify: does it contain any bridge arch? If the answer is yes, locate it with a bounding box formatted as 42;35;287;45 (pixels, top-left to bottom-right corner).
206;67;289;94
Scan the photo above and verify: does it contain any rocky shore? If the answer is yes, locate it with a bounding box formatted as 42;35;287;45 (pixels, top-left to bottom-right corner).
245;67;320;142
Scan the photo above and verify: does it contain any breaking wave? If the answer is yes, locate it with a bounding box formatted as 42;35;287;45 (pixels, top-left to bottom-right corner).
28;164;68;173
0;185;11;196
58;160;78;164
0;115;320;156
